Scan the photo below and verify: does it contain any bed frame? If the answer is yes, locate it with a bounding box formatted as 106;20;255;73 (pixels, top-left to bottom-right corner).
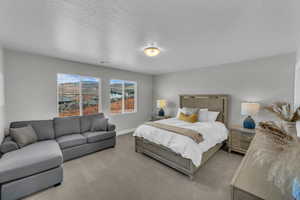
135;94;229;180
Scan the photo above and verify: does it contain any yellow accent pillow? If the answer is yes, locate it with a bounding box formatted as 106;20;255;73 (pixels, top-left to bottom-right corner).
178;112;198;123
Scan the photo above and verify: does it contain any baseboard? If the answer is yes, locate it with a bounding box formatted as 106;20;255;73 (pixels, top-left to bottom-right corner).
117;128;136;136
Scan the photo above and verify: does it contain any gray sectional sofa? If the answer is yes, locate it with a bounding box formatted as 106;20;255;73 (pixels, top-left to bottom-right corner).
0;113;116;200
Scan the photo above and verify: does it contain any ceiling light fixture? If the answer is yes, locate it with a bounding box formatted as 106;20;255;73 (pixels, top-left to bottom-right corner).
144;47;161;57
99;60;110;64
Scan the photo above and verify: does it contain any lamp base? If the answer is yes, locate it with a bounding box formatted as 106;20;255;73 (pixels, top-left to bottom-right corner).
243;116;256;129
158;108;165;117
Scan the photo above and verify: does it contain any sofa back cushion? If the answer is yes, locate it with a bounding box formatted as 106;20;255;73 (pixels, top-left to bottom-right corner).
54;116;80;138
10;120;55;141
80;113;104;133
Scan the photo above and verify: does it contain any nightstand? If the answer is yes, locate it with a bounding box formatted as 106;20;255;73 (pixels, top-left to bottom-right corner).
228;125;256;154
151;116;172;121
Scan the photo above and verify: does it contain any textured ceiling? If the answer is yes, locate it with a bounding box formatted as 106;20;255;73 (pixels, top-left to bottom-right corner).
0;0;297;74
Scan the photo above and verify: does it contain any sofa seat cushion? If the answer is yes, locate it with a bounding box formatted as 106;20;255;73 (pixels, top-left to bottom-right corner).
83;131;116;143
0;140;63;184
56;134;87;149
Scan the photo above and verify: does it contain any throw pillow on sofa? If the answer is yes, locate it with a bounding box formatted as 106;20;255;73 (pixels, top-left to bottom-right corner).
10;125;38;148
91;118;108;132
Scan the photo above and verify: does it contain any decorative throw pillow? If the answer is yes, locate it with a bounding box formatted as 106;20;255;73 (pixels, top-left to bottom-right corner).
91;118;108;132
182;107;199;115
207;111;220;122
176;107;198;118
10;125;38;148
178;112;198;123
198;108;208;122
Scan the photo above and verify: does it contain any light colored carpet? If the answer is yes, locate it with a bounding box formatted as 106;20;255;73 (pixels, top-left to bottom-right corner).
25;134;242;200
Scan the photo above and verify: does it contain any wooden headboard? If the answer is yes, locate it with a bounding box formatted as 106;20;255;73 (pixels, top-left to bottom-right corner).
179;94;229;126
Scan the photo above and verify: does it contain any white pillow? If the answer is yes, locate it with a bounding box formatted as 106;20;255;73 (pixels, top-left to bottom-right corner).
176;108;183;118
198;108;208;122
207;111;220;122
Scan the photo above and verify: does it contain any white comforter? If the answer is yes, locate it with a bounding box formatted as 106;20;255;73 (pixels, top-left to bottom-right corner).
133;118;228;167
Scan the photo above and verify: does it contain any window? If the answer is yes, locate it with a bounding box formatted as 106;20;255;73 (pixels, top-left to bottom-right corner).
110;80;137;114
57;74;100;117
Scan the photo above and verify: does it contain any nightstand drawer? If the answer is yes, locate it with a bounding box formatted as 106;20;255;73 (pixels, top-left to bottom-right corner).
231;131;253;141
240;133;253;143
231;139;250;149
229;126;256;154
240;140;251;149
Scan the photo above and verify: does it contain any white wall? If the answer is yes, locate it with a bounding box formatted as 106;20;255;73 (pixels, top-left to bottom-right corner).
153;53;296;126
295;54;300;107
293;0;300;134
2;48;297;133
294;0;300;108
0;46;5;143
4;49;153;133
294;52;300;135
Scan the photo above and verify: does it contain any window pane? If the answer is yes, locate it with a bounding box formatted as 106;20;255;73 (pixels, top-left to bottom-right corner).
124;81;136;112
110;80;123;114
58;74;80;117
81;76;100;116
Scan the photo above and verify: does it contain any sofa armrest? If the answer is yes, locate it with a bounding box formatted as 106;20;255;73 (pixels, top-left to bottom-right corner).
107;123;116;132
0;137;19;154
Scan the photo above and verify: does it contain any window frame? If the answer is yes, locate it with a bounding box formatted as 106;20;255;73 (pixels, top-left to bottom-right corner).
109;79;137;115
56;73;102;117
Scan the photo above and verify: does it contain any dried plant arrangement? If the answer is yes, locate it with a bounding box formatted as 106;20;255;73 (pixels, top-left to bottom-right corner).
254;121;300;199
265;102;300;122
258;121;293;145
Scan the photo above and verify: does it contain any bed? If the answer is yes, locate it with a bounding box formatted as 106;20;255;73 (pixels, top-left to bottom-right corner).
134;94;229;179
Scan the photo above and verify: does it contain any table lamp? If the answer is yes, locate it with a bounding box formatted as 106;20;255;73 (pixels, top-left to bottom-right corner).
157;100;167;116
241;102;260;129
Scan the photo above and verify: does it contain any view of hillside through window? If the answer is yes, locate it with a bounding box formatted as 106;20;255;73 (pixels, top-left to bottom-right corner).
110;80;136;114
58;74;100;117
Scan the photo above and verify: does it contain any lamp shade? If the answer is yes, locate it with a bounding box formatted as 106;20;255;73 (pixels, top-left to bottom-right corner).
241;103;260;116
144;47;160;57
157;100;167;108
